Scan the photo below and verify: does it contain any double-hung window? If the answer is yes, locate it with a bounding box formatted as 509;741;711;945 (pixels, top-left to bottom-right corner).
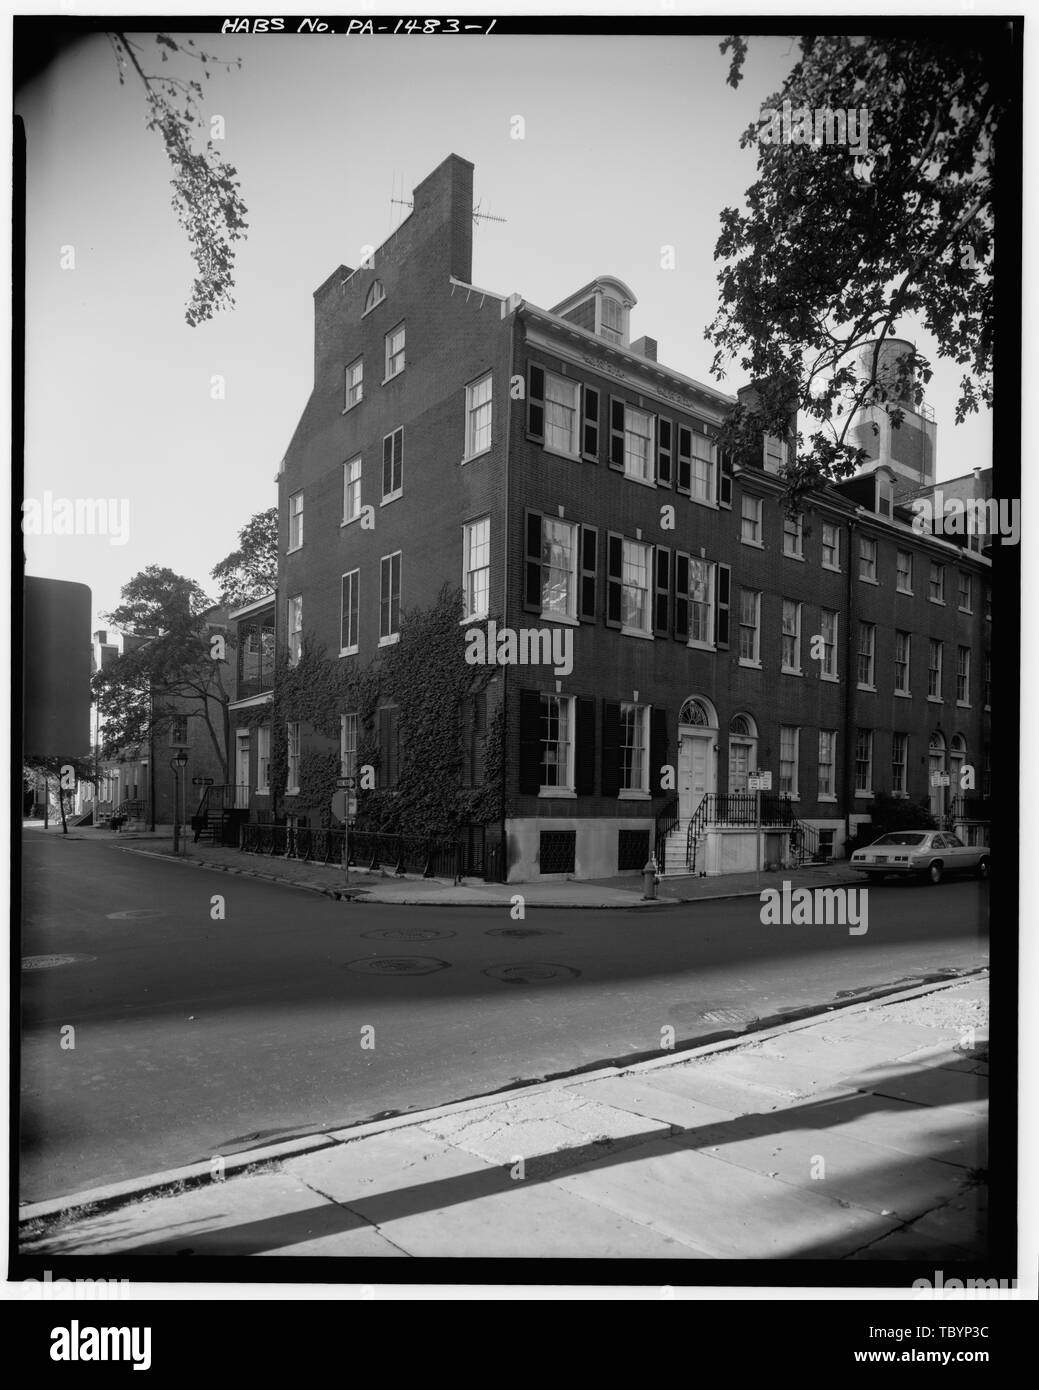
928;639;943;698
854;729;873;794
818;730;836;797
340;713;358;782
781;600;801;673
621;539;652;634
619;703;650;793
462;517;490;620
256;727;271;794
821;523;840;569
929;561;945;602
344;356;363;409
464;373;493;458
688;558;715;647
382;427;403;502
896;549;913;592
741;495;763;544
895;631;910;693
958;572;973;612
689;433;716;502
820;609;839;679
957;647;971;705
540;518;578;619
779;726;799;796
286;721;301;793
287;594;303;666
544;373;580;457
783;513;803;558
343;456;362;524
859;536;878;581
857;622;876;687
288;491;303;551
340;570;359;655
384;323;405;380
379;552;401;643
738;588;761;664
623;405;654;482
540;693;574;792
891;732;908;794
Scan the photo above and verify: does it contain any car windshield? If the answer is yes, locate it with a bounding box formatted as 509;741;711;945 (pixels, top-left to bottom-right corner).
873;833;929;847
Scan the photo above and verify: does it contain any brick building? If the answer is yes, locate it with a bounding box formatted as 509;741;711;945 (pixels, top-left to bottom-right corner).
267;153;991;880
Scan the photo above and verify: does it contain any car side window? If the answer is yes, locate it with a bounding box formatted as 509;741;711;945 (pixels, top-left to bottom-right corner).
944;834;964;848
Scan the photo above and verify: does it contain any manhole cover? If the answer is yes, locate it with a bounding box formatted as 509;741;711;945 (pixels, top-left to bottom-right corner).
344;957;450;976
22;954;95;971
361;928;456;942
484;963;579;985
106;909;165;920
699;1007;755;1026
485;927;560;938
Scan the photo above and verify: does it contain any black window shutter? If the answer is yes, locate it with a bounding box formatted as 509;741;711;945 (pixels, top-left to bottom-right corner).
677;424;692;495
582;386;600;461
379;707;399;788
524;511;542;612
580;525;598;621
657;417;673;487
528;365;545;440
719;449;733;507
472;690;486;787
716;563;731;647
654;546;672;634
606;532;623;627
601;700;621;797
674;552;690;640
460;696;473;787
519;689;543;795
650;707;668;794
575;697;596;795
609;397;626;470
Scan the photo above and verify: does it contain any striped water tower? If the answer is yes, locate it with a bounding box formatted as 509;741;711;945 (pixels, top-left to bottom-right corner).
849;337;937;488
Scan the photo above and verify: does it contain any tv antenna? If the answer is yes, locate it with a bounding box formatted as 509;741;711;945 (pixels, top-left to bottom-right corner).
387;192;507;226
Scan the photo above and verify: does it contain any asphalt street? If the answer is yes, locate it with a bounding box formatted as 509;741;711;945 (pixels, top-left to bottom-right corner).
20;833;988;1201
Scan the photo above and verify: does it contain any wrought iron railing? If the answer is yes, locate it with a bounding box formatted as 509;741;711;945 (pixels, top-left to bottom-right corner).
238;822;466;881
654;797;679;865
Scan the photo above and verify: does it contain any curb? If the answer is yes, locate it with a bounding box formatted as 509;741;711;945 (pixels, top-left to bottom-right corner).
18;968;987;1233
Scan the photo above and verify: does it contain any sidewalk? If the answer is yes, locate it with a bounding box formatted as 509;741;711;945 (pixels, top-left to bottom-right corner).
32;822;863;909
19;975;988;1260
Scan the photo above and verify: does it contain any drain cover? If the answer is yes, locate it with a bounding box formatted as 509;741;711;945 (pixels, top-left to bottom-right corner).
361;927;456;942
699;1007;754;1026
485;927;560;938
106;909;165;920
345;957;450;976
484;963;579;985
22;954;95;971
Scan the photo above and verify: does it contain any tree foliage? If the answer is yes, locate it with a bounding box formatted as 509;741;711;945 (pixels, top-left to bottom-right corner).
210;507;278;608
23;756;97;834
93;566;232;778
108;32;248;326
709;34;1002;495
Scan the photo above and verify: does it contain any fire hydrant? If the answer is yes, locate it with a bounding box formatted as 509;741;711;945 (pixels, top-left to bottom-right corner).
642;857;659;900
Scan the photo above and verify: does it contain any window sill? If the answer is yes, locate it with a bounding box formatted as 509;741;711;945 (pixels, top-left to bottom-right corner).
339;647;358;658
459;613;489;626
341;400;362;415
286;544;302;555
891;791;909;799
542;444;581;464
858;575;879;585
381;371;404;386
341;515;363;529
618;790;651;801
896;586;913;596
929;598;946;606
927;695;944;703
542;611;579;626
378;634;400;648
538;788;576;799
854;790;874;800
256;787;270;797
782;551;805;562
956;700;972;709
740;537;764;549
958;606;973;616
461;447;492;466
739;658;762;669
688;640;716;653
380;492;403;507
690;494;718;510
822;563;842;574
818;794;837;803
285;788;300;797
623;472;657;490
621;626;654;641
820;673;840;684
361;299;384;319
894;689;911;698
857;684;876;693
781;667;803;677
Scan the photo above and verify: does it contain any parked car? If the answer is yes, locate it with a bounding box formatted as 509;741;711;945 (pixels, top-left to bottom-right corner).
850;830;989;884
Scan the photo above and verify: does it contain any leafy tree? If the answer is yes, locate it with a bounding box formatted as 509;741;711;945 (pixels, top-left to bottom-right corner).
23;756;97;834
708;34;1003;496
107;32;248;326
848;791;937;853
92;566;232;780
210;507;278;608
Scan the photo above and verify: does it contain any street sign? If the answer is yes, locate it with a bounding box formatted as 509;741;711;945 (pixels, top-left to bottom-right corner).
335;776;356;789
748;771;772;791
330;790;351;824
191;777;215;786
930;772;951;787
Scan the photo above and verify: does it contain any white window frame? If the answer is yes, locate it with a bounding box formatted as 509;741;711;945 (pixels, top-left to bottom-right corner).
379;551;402;645
820;609;839;680
857;621;876;689
288;490;304;552
891;732;908;795
818;729;836;799
779;725;799;798
462;517;491;621
859;535;878;582
896;549;913;593
740;494;763;546
340;569;359;656
623;404;655;483
621;538;653;636
738;588;761;666
287;594;303;667
340;713;358;781
688;558;716;649
689;433;716;504
363;280;385;315
543;372;581;459
539;693;575;796
821;522;840;570
957;646;971;706
286;720;301;794
464;372;493;461
384;322;405;381
256;726;271;794
763;434;788;474
382;426;404;503
342;455;362;525
958;571;973;613
781;599;802;674
929;561;945;604
540;517;579;620
894;630;911;694
782;512;804;559
928;639;943;700
344;356;363;411
854;728;873;796
618;702;650;796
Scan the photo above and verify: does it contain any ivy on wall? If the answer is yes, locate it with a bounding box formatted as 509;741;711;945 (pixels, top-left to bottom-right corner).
261;586;504;836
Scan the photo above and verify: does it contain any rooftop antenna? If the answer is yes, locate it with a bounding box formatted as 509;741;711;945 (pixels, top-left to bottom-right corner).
473;198;507;225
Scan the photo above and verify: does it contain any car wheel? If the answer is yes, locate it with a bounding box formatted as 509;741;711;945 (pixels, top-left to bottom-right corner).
977;856;990;881
928;861;944;885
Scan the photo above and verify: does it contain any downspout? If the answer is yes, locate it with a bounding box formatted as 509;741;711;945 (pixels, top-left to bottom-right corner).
499;302;520;882
148;676;156;830
842;516;858;853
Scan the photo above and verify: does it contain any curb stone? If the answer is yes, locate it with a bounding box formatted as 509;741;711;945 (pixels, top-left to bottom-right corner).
18;970;987;1234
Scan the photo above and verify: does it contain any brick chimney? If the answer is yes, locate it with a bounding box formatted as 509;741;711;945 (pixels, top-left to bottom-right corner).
411;153;474;283
631;336;657;362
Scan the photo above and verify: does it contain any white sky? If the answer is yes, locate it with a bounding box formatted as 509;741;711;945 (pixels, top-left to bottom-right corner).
18;27;994;628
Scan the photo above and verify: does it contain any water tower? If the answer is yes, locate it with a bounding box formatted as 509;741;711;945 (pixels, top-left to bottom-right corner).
849;337;936;488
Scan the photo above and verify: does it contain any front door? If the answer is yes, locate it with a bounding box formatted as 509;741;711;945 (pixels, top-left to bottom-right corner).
928;751;945;821
678;732;713;820
235;731;250;809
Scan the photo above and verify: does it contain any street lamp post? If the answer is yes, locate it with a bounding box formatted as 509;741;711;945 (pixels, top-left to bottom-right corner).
170;749;188;855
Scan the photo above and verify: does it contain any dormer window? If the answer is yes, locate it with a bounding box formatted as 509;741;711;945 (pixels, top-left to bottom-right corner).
875;473;894;518
763;434;788;473
599;296;624;344
551;277;635;348
364;280;385;314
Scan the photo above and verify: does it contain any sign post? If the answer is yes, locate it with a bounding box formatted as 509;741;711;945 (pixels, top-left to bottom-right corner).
331;778;355;884
748;770;772;871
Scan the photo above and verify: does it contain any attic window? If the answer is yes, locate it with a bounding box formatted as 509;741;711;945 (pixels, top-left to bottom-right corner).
599;296;624;344
364;280;385;314
876;475;894;518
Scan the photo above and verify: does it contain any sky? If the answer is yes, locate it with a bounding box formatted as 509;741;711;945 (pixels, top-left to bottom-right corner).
17;25;994;629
